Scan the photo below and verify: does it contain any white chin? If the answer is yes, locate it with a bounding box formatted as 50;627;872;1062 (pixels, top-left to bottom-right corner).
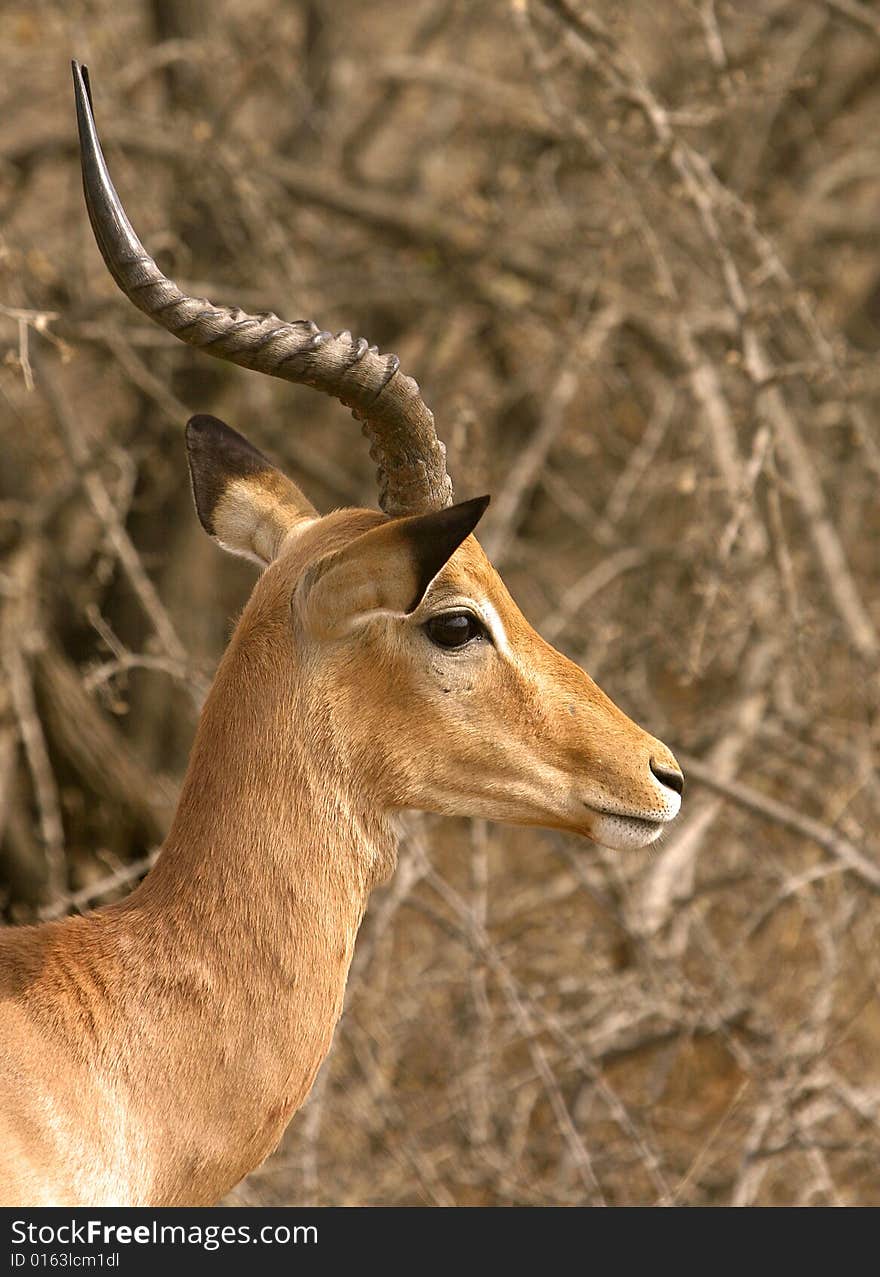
590;812;666;851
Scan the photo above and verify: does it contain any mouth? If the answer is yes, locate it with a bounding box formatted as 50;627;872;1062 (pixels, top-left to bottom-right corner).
583;804;671;851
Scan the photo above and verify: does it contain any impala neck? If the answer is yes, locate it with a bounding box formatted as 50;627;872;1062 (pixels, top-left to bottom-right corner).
107;610;396;1202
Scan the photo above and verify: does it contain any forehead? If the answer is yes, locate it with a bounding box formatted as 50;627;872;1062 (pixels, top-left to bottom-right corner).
271;506;518;623
428;534;498;600
426;536;533;646
275;507;386;576
277;507;498;580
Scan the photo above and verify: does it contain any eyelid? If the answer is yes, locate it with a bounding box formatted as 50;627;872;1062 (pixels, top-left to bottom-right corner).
418;596;483;622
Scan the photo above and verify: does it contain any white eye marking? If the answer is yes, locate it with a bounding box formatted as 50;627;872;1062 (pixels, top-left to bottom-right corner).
478;600;511;657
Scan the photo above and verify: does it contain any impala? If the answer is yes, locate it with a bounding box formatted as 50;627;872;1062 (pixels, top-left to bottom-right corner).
0;64;683;1207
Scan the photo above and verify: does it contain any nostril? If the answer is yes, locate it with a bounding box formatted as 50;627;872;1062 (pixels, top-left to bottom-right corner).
650;758;684;796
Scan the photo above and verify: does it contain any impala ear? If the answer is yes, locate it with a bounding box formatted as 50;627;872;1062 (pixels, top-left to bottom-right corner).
185;415;316;566
303;496;490;638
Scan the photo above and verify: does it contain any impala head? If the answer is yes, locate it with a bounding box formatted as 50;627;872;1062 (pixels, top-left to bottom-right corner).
73;62;683;852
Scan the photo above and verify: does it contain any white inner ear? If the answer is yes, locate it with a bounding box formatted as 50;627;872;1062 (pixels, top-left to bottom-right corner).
215;480;315;566
215;536;267;568
255;514;317;564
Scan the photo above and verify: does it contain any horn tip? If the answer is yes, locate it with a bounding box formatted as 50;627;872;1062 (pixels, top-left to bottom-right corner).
71;60;94;116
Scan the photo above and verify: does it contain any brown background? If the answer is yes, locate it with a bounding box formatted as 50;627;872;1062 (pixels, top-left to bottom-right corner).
2;0;879;1205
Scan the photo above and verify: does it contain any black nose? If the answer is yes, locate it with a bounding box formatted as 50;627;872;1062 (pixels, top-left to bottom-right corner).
650;758;684;796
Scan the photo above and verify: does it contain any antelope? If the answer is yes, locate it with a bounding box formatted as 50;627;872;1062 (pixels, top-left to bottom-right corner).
0;64;683;1208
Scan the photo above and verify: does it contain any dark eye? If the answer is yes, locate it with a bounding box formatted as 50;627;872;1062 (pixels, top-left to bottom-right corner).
423;611;487;649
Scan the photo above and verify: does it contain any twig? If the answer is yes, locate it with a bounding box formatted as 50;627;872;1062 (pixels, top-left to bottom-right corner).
823;0;880;40
1;545;66;903
536;0;879;658
482;300;619;564
39;849;159;921
0;304;60;391
680;753;880;892
40;367;189;665
639;643;775;935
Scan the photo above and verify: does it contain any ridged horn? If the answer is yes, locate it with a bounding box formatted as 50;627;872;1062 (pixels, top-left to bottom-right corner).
71;61;453;517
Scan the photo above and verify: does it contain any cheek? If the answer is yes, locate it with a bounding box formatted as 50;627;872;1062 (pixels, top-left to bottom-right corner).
376;655;481;742
424;640;496;697
433;667;478;700
355;628;502;732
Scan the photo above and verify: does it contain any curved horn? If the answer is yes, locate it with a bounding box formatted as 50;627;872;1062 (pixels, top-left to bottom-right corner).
71;61;453;517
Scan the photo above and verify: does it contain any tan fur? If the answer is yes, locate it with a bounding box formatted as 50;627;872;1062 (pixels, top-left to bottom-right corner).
0;486;681;1206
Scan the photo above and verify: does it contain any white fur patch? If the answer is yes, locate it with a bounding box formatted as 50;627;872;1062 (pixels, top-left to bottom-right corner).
215;479;316;565
478;599;512;657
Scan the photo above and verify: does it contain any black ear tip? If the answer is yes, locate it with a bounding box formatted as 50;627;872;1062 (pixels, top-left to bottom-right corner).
185;414;270;464
401;492;493;611
449;492;491;537
185;415;276;537
185;414;224;460
186;414;225;447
